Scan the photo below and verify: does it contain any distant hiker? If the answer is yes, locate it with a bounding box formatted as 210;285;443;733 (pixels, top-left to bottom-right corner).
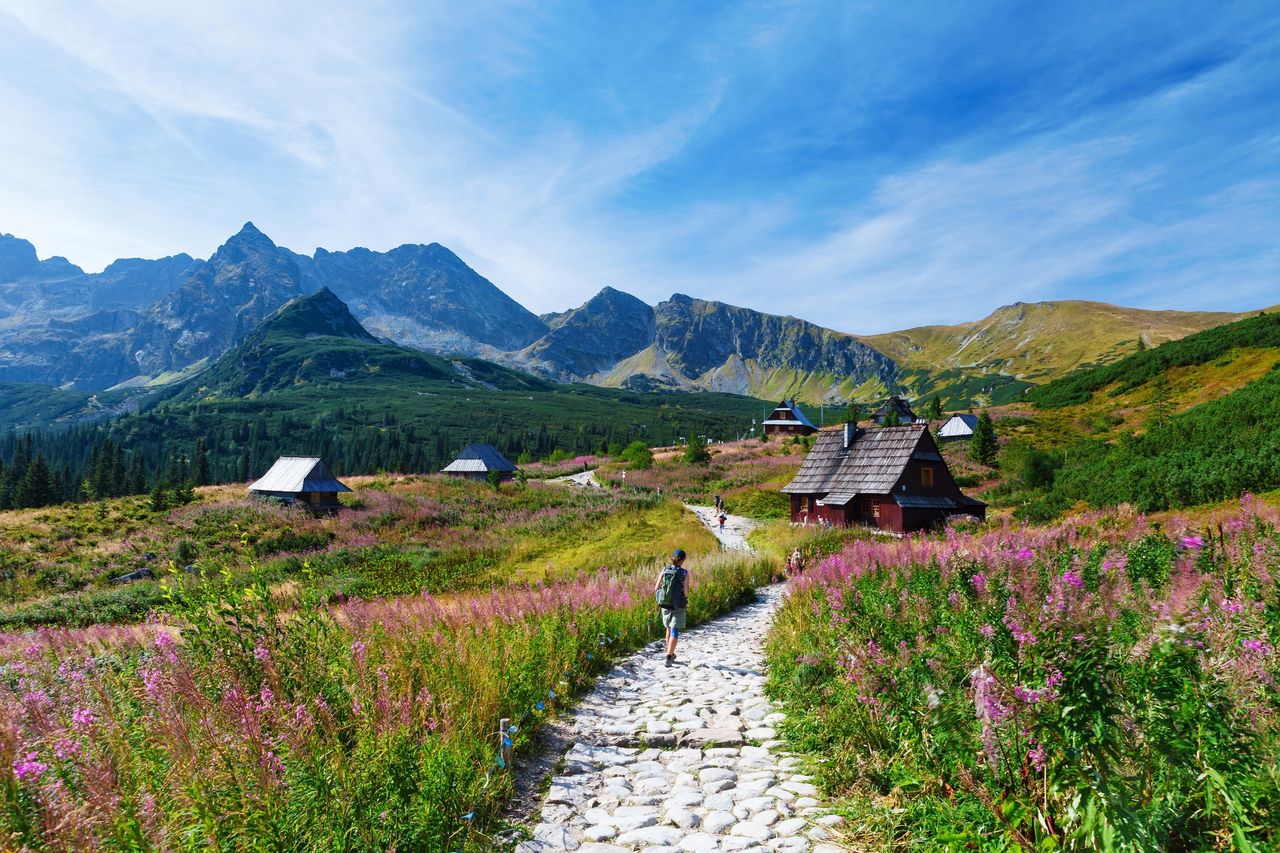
718;512;727;531
787;548;805;575
655;549;689;668
713;494;722;510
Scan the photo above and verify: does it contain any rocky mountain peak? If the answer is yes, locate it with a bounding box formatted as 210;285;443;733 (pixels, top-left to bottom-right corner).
253;288;376;343
0;233;41;280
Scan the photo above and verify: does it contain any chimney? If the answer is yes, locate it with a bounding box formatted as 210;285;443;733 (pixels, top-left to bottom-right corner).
843;421;854;450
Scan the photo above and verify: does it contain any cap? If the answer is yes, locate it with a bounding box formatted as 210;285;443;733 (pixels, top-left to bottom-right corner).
672;548;686;560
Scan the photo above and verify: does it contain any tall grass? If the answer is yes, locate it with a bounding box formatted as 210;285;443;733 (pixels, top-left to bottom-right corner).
0;551;774;850
768;498;1280;850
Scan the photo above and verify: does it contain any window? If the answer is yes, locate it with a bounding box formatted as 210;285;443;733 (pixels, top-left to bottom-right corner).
800;496;810;512
861;497;872;514
921;466;934;487
871;499;880;518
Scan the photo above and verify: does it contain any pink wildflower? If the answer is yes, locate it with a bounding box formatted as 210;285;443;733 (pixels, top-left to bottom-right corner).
12;752;47;781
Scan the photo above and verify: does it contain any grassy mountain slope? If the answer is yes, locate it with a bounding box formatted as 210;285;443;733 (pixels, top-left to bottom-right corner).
861;300;1260;403
983;311;1280;515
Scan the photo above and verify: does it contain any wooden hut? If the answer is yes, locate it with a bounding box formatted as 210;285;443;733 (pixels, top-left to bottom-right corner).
937;413;979;441
441;443;517;482
871;396;921;425
781;423;985;533
762;400;818;436
249;456;351;512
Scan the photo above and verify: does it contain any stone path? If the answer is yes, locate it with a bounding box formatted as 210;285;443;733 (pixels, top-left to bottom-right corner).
553;469;605;489
685;505;757;553
515;509;847;852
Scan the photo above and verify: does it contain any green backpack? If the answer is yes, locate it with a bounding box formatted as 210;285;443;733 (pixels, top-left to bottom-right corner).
656;565;685;609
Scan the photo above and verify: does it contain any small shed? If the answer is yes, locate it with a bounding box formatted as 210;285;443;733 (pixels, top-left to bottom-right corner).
938;413;979;441
249;456;351;512
872;396;920;426
762;400;818;436
441;443;518;482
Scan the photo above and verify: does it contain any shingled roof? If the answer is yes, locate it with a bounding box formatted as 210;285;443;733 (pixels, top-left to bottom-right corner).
441;443;517;474
782;424;927;497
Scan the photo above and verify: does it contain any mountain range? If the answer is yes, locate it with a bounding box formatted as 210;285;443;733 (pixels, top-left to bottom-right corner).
0;224;1268;407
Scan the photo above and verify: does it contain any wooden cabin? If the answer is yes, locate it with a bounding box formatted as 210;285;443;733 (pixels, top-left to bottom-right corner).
871;396;921;425
762;400;818;436
938;413;979;441
781;423;985;533
249;456;351;512
441;443;517;482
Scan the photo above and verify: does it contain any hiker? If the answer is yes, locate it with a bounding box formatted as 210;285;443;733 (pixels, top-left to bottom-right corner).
713;494;722;511
787;547;805;575
718;512;727;531
655;549;689;667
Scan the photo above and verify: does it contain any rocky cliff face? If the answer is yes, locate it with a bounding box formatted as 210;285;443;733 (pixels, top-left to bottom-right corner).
512;286;655;380
296;242;547;354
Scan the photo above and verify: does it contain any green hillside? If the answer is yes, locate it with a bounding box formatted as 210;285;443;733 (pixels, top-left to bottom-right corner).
991;311;1280;516
1028;310;1280;408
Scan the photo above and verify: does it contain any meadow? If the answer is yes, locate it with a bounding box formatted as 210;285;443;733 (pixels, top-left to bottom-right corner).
767;497;1280;850
0;475;718;628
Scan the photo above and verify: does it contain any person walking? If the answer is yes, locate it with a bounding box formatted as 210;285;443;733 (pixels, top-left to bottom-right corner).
654;549;689;667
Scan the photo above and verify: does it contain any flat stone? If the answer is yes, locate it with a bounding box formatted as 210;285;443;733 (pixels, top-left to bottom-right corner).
616;826;685;847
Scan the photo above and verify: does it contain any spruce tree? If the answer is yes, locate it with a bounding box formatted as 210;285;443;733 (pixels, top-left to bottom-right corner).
684;434;711;465
194;438;211;486
928;396;944;420
970;411;998;466
882;405;901;427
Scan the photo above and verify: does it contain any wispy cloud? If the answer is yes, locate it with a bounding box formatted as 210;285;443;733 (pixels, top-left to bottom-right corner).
0;0;1276;332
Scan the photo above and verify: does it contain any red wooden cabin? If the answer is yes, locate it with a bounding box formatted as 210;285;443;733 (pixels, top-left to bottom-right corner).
781;423;985;533
762;400;818;436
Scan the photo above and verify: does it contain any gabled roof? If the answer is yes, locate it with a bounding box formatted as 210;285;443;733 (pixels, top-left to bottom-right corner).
938;413;979;436
762;400;817;429
249;457;352;494
872;396;917;423
442;443;516;474
782;424;926;496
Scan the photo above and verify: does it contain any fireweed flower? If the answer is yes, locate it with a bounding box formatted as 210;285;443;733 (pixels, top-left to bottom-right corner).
1181;535;1204;550
12;752;47;781
71;707;95;729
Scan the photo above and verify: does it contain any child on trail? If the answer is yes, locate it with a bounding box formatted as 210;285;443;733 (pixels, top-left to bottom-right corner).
718;513;727;531
655;549;689;668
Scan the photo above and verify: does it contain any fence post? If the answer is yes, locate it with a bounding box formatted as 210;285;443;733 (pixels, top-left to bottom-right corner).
499;718;511;768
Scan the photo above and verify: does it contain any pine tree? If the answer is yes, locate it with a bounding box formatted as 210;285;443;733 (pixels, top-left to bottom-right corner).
927;396;944;420
845;403;862;425
193;438;211;486
970;411;998;466
684;434;711;465
882;406;901;427
15;453;56;507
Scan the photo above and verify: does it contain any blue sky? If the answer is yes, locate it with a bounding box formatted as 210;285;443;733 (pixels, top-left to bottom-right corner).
0;1;1276;333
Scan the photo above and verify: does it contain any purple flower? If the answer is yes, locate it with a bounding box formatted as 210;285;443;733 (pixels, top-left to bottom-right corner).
969;572;988;593
1062;570;1084;589
253;643;270;662
1015;547;1034;562
979;624;995;638
12;752;47;781
1181;535;1204;550
71;707;95;730
1027;743;1047;772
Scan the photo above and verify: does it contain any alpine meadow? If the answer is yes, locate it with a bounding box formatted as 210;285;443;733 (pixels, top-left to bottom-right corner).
2;2;1280;851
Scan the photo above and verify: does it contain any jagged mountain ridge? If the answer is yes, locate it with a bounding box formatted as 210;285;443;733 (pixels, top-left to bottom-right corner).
166;288;551;401
0;223;1267;405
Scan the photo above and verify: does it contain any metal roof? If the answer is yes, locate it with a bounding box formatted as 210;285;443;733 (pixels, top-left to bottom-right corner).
782;424;926;495
442;443;516;474
766;400;817;430
938;414;979;437
249;457;352;494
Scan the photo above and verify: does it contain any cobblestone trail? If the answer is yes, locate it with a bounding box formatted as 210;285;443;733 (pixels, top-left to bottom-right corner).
516;583;847;853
